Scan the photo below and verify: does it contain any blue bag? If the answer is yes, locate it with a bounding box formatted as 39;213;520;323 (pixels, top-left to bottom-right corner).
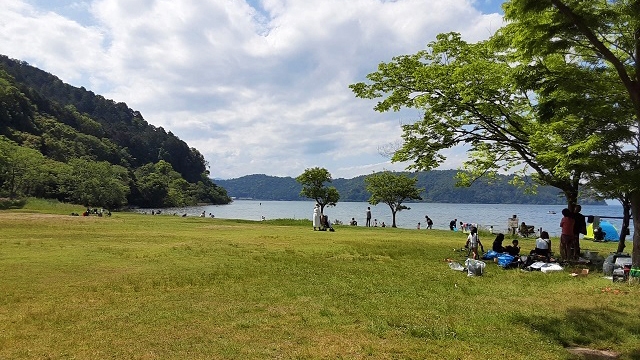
497;254;515;268
481;250;499;260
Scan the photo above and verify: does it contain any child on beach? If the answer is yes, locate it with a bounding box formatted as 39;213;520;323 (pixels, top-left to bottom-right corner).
465;227;484;259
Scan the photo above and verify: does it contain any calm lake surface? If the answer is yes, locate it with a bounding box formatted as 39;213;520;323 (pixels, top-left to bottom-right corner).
139;200;627;237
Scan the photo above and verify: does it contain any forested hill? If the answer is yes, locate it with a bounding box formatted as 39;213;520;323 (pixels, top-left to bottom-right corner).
216;171;604;205
0;55;230;208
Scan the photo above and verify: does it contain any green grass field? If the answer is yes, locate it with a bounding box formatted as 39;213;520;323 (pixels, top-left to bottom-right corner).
1;199;638;359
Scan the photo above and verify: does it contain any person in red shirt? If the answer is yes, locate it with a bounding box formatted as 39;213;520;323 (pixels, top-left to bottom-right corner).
560;208;575;261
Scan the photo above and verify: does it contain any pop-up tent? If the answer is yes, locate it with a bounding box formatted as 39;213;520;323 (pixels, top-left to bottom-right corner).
585;221;620;241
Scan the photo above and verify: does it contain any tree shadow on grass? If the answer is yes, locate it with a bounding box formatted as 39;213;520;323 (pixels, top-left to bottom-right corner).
514;307;640;359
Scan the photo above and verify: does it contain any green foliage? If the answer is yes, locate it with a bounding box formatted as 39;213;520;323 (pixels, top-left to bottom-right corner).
0;70;35;135
350;32;584;206
192;174;231;205
0;136;49;198
296;167;340;213
365;171;423;227
0;197;26;209
215;174;305;200
499;0;640;265
61;159;130;209
0;55;231;208
129;160;232;208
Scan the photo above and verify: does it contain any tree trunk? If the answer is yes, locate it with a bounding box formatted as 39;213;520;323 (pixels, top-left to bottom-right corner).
564;189;578;211
630;191;640;268
617;200;631;253
9;168;17;198
391;207;397;228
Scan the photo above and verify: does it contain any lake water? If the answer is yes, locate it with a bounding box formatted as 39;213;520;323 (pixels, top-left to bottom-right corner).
139;200;628;237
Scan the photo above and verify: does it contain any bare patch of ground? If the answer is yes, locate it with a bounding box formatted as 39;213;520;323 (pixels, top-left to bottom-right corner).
0;212;94;222
567;347;619;359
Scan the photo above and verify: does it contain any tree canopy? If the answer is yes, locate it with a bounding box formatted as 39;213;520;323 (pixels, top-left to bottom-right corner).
350;32;583;205
296;167;340;214
499;0;640;266
365;171;423;228
351;1;640;266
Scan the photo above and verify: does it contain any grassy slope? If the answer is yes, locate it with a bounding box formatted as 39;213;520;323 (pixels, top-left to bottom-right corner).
0;200;638;359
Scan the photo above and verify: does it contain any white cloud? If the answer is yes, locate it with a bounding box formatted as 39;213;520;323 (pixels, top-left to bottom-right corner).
0;0;504;179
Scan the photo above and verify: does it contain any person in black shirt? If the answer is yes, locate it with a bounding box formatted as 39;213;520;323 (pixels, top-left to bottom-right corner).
573;205;587;260
492;233;506;253
505;239;520;256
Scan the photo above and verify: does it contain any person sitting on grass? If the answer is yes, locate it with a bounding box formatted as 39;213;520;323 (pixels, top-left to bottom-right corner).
505;239;521;256
492;233;506;253
322;215;335;232
519;222;535;237
465;227;484;259
533;231;552;259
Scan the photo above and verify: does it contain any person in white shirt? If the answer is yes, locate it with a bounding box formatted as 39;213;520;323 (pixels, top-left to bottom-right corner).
534;231;552;258
312;204;321;230
465;227;484;259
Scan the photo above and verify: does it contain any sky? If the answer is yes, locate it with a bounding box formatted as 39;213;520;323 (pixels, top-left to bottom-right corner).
0;0;505;179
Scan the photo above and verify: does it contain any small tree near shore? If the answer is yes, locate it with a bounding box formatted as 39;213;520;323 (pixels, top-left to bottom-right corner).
296;167;340;214
365;171;423;228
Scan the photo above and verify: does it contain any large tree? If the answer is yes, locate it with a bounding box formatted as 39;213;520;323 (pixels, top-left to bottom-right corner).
62;158;130;209
365;171;423;228
0;136;49;198
296;167;340;214
350;33;584;206
500;0;640;267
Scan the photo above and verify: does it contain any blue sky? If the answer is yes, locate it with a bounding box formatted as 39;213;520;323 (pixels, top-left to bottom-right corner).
1;0;505;179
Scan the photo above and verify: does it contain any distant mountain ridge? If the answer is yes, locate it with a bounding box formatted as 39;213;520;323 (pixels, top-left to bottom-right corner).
215;171;604;205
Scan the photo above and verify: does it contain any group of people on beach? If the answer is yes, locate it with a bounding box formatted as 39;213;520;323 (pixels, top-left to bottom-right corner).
465;227;552;261
463;228;518;260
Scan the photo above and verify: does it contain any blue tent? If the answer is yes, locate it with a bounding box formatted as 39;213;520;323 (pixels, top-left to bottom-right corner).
586;221;620;241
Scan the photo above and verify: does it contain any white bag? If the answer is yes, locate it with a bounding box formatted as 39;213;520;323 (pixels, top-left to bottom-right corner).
465;258;486;277
540;263;563;273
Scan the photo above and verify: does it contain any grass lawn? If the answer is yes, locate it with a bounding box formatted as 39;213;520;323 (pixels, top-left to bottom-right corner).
0;199;638;359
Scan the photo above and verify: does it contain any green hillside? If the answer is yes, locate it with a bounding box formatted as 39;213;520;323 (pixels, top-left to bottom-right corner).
0;55;230;208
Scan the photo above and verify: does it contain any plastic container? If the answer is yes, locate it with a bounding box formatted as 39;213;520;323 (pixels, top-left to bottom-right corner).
603;253;631;276
613;268;626;282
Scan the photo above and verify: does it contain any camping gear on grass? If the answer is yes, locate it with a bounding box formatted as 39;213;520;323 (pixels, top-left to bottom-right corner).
497;254;516;268
525;261;563;272
481;250;499;260
603;253;631;276
449;261;465;272
465;258;486;277
540;263;563;273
